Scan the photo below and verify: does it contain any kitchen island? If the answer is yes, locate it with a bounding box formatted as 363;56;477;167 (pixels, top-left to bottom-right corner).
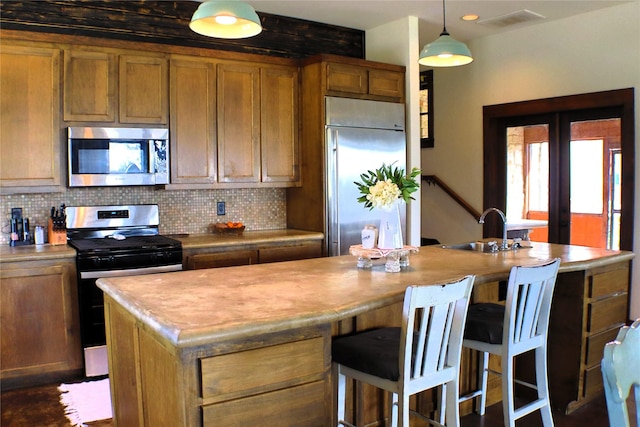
97;242;633;426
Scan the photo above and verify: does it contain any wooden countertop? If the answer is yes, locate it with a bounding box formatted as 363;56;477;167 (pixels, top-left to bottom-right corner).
97;241;634;349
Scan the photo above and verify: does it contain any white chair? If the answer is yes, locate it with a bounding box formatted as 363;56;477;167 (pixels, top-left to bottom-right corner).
332;275;475;427
459;258;560;427
601;319;640;427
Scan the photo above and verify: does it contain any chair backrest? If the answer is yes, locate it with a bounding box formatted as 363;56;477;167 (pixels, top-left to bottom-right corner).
503;258;560;353
399;275;475;391
602;319;640;427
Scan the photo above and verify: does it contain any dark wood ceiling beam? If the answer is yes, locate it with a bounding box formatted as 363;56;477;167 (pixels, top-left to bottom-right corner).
0;0;364;59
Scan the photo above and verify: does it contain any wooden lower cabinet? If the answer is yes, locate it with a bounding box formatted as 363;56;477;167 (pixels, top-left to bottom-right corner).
105;294;331;426
0;258;82;389
258;241;322;263
184;240;322;270
547;261;630;413
186;249;258;269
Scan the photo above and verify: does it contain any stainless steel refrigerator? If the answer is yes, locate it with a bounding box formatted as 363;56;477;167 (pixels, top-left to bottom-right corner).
325;96;406;256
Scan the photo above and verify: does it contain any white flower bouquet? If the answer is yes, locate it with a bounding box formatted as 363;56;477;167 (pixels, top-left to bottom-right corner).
355;162;421;210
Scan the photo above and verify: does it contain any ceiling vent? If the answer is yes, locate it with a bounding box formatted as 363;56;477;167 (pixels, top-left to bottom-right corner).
476;9;546;28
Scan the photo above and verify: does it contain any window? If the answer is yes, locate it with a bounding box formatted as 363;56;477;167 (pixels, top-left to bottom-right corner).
419;70;434;148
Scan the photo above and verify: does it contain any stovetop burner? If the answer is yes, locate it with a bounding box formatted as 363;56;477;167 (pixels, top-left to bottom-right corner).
68;235;181;253
65;205;182;253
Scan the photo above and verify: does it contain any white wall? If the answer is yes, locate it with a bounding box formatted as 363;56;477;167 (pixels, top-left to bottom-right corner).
365;17;422;247
421;1;640;319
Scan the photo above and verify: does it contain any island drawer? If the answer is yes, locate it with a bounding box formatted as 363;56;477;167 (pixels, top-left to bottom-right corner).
587;293;627;333
588;266;628;299
585;326;620;367
583;364;604;398
200;336;327;402
202;380;326;426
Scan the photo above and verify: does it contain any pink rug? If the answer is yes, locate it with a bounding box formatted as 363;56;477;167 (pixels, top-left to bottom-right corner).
58;378;112;426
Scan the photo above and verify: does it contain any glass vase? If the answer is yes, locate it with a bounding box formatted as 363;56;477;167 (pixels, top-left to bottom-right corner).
377;201;403;250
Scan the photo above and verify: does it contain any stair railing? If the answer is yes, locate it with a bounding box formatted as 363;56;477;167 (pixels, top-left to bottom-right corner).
422;175;481;220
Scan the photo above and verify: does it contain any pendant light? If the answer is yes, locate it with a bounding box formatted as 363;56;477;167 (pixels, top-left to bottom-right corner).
190;0;262;39
419;0;473;67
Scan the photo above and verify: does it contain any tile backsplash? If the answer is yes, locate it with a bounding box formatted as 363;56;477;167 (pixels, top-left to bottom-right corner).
0;187;286;245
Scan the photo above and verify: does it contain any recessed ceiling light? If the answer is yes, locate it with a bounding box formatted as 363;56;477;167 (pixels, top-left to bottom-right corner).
461;14;479;22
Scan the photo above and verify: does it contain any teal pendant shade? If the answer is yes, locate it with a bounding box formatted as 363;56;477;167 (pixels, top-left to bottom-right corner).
190;0;262;39
419;0;473;67
418;31;473;67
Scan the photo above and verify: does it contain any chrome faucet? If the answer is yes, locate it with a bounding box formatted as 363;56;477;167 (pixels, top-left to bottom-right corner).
479;207;509;251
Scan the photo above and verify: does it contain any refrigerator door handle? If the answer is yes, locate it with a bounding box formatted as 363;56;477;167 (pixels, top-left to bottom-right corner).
327;127;340;256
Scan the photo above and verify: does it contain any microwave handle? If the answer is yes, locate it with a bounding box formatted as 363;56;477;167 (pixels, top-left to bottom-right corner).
148;140;155;173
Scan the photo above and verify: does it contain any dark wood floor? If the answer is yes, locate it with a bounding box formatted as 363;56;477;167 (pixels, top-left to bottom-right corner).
460;396;614;427
2;380;622;427
1;381;112;427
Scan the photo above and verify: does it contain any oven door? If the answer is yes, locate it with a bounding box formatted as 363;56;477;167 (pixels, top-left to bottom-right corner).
78;263;182;377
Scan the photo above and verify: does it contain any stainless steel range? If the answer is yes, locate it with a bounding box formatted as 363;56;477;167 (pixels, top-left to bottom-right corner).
66;204;182;377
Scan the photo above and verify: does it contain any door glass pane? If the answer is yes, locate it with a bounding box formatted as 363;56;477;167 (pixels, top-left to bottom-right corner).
528;142;549;212
610;151;621;249
506;125;549;242
569;119;621;249
570;140;603;214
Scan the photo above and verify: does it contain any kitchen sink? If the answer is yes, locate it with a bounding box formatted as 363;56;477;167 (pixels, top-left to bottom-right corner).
441;241;532;253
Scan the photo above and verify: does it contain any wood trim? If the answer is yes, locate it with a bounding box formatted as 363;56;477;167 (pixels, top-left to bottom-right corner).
0;1;364;59
482;88;635;251
301;53;405;72
0;29;299;67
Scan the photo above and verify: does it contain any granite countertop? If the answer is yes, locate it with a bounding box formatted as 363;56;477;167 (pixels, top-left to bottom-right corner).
0;229;324;262
173;229;324;249
0;244;77;262
97;241;634;349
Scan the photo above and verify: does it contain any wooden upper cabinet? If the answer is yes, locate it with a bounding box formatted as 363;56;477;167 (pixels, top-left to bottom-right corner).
169;56;217;184
0;43;62;190
217;63;261;183
261;66;300;184
63;49;116;122
324;58;405;102
169;59;299;188
64;48;168;124
368;69;404;100
326;62;368;95
119;54;168;124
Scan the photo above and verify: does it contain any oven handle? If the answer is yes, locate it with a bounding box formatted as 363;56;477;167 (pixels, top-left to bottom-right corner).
80;263;183;279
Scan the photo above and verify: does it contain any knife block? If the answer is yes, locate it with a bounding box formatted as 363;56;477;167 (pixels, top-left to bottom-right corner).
48;218;67;245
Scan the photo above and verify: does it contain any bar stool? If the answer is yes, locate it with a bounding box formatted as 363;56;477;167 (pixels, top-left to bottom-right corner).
332;275;475;427
601;319;640;427
459;258;560;427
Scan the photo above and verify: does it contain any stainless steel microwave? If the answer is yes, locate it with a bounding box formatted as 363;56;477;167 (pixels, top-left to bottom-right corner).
68;127;169;187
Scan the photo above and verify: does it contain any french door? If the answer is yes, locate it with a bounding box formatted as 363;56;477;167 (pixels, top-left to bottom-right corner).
482;89;634;251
